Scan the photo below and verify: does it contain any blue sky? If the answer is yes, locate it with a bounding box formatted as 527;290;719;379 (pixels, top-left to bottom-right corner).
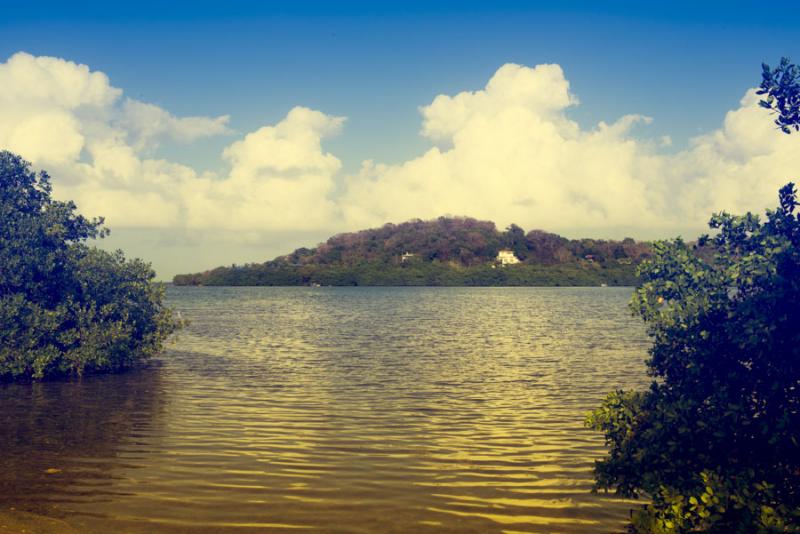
3;1;796;171
1;1;798;277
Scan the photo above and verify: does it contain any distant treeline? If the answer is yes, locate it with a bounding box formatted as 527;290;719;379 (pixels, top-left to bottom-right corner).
173;217;652;286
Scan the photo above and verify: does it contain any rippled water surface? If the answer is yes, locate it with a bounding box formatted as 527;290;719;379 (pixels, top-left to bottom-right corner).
1;287;651;533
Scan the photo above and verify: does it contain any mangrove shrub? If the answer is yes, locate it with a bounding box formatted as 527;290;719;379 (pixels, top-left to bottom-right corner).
0;151;179;380
587;183;800;532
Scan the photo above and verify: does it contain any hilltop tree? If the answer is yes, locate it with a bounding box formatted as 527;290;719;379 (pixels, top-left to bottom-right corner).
0;151;179;379
525;230;572;264
503;224;528;259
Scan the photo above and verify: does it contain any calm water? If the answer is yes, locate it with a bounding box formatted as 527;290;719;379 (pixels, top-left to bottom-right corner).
0;287;650;533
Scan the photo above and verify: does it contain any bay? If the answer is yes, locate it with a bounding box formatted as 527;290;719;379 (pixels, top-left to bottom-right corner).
0;287;650;533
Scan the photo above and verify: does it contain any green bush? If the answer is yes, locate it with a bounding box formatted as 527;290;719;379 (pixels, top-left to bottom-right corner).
0;151;179;380
587;184;800;532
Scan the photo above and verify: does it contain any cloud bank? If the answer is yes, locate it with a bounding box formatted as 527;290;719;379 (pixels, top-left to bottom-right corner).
1;51;798;250
343;63;797;234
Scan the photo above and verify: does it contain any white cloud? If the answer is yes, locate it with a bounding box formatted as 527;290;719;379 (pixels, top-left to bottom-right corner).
185;106;345;231
420;63;578;145
120;99;231;150
5;111;85;164
0;52;343;232
343;64;799;235
223;106;343;179
1;50;798;272
342;64;660;232
0;52;120;108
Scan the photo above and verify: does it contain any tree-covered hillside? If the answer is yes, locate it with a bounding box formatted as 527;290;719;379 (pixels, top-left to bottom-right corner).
174;217;652;286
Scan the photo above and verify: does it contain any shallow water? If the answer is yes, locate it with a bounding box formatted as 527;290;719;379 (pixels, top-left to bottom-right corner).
0;287;650;533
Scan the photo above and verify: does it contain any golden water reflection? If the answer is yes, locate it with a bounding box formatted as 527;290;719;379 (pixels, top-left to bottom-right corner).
0;287;649;533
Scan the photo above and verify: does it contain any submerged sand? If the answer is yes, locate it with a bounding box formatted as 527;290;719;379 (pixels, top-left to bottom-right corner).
0;510;79;533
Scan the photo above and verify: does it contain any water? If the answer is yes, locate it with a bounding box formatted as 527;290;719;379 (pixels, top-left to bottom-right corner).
0;287;651;533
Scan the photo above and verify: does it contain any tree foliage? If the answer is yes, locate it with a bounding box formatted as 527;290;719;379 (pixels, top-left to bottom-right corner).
587;184;800;532
759;57;800;134
0;151;179;380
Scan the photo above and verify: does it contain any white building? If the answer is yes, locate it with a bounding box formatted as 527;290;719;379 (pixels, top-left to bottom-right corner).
400;252;417;263
496;249;521;265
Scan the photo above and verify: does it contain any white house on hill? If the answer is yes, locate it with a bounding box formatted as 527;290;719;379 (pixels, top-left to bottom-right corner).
496;249;521;265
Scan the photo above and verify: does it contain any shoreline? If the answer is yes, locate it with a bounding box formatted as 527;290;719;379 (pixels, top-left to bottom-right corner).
170;282;636;288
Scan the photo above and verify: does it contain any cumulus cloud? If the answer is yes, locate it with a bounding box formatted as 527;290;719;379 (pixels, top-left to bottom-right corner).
342;64;799;235
341;64;661;232
0;52;343;232
420;63;578;145
120;99;231;150
185;107;345;231
0;51;798;255
0;52;230;162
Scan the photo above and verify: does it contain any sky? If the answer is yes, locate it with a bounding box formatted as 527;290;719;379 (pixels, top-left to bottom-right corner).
1;1;798;279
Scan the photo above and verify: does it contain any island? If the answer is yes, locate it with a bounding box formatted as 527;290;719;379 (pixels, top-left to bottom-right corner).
173;217;652;286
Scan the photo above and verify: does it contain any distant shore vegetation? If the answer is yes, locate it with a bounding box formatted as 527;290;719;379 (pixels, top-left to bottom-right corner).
0;152;180;380
174;218;652;287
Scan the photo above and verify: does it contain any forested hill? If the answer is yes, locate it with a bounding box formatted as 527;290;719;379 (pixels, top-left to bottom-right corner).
173;217;652;286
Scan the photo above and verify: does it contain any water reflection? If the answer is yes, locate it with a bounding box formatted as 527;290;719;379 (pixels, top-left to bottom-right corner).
0;364;166;519
1;287;648;533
